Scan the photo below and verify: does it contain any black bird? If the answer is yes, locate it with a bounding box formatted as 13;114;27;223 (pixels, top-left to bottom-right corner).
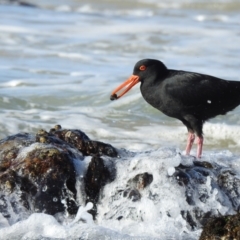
110;59;240;158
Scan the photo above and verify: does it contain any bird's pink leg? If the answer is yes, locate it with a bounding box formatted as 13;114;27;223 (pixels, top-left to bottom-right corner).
185;132;195;155
196;136;204;158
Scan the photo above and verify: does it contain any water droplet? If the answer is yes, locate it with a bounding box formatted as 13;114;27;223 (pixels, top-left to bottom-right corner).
42;185;47;192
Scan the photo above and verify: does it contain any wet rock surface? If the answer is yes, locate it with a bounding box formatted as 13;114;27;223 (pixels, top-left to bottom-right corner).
84;156;115;218
174;160;240;230
0;125;118;223
123;172;153;202
200;213;240;240
48;125;118;157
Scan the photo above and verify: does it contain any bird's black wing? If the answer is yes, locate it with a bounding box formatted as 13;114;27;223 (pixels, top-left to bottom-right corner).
164;70;240;118
165;70;236;106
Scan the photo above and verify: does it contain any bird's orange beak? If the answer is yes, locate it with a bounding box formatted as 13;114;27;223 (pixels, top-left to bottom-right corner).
110;75;140;100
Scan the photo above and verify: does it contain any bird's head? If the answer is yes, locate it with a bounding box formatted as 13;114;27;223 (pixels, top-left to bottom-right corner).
110;59;167;100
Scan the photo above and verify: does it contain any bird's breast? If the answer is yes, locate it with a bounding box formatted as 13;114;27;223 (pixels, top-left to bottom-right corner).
140;82;181;118
140;83;162;108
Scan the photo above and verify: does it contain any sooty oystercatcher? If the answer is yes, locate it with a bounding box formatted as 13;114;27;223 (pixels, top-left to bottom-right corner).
110;59;240;158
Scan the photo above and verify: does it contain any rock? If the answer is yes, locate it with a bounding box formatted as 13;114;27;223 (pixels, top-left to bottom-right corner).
0;133;78;218
123;189;141;202
84;156;114;218
200;213;240;240
127;172;153;190
173;161;240;229
0;126;118;223
193;161;214;169
119;172;153;202
218;170;240;210
49;126;118;157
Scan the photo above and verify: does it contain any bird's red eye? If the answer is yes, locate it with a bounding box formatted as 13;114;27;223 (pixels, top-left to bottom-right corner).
139;65;146;71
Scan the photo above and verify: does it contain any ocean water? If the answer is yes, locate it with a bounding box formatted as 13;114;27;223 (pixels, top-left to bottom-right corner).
0;0;240;239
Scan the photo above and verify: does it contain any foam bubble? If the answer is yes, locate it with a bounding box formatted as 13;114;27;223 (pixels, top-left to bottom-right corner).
1;80;23;87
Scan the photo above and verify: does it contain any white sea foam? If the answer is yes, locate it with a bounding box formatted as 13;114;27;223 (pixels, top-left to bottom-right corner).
0;25;30;34
195;14;229;22
55;5;71;12
76;4;154;17
58;52;92;61
0;80;24;88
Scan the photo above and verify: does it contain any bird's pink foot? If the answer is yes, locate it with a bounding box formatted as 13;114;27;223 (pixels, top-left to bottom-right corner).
196;136;203;158
185;132;195;155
